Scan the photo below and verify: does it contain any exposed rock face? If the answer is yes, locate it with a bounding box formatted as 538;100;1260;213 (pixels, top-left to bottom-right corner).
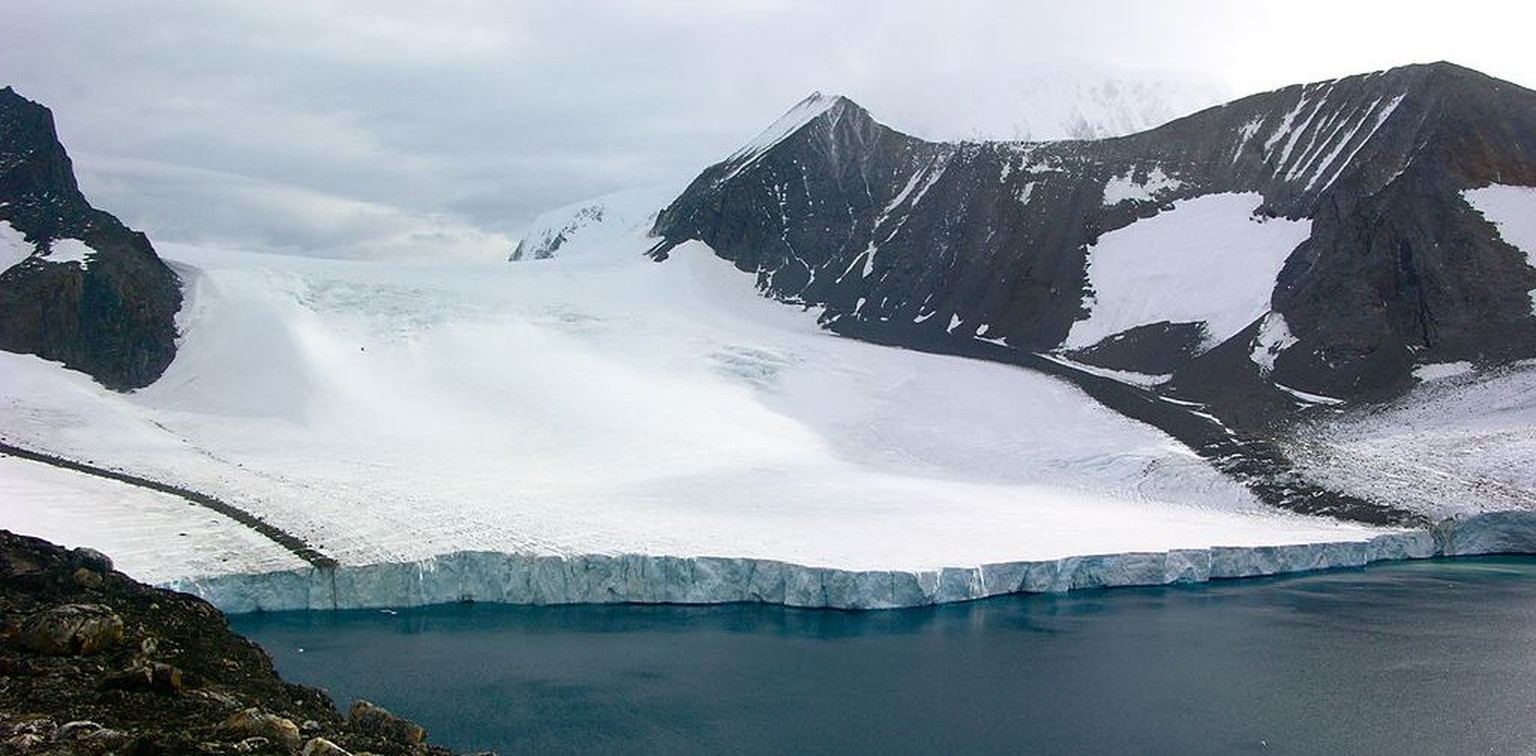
650;63;1536;427
0;530;455;755
0;86;181;390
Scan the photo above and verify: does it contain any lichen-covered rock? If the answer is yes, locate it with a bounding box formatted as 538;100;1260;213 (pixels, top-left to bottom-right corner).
70;549;113;574
302;736;354;756
347;700;425;745
13;603;124;655
72;567;104;590
216;709;302;751
49;720;130;752
1;530;456;755
101;661;185;695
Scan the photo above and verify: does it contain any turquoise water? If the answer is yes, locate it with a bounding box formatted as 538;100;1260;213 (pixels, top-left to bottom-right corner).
232;557;1536;755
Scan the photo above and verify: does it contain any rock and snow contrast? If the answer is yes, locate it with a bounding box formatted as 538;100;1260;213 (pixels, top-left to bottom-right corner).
0;87;182;390
0;237;1397;607
1064;192;1311;353
4;65;1536;612
652;62;1536;426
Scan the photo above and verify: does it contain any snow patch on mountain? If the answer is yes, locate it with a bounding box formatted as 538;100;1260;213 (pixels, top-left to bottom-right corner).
1250;312;1297;375
1102;166;1182;206
1414;361;1475;382
1463;183;1536;314
44;238;93;267
1065;193;1311;352
1;220;32;273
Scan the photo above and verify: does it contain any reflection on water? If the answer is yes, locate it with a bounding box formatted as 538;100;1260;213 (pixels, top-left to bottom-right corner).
233;557;1536;755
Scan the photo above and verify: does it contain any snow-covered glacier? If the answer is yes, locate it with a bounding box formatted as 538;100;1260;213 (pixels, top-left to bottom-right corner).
167;512;1536;613
4;228;1533;615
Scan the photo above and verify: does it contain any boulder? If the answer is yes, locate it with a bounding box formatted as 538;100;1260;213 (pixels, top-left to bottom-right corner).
216;708;302;751
13;603;123;655
72;567;104;589
101;661;185;695
302;736;353;756
346;700;425;745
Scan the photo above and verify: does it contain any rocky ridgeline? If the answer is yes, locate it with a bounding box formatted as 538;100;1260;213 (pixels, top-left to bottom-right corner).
650;63;1536;425
0;530;466;756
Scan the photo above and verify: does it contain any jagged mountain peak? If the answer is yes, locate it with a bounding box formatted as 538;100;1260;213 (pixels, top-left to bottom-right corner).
724;91;871;165
0;87;182;390
0;87;89;233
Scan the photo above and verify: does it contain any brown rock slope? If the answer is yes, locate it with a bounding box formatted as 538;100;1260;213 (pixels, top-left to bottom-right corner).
0;530;461;756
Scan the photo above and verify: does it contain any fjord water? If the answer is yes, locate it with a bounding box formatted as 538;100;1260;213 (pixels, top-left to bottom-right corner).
232;558;1536;755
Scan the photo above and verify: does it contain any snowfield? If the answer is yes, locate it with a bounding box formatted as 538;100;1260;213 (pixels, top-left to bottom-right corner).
0;227;1403;596
1284;361;1536;520
1065;193;1311;351
0;456;306;583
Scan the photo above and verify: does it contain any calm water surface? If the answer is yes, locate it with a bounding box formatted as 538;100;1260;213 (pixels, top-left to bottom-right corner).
232;557;1536;755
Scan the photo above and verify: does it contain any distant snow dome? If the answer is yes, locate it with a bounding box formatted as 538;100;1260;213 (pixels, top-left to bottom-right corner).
884;64;1229;142
510;185;677;262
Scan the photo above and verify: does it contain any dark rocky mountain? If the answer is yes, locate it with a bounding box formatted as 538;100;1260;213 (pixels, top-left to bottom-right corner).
650;63;1536;432
0;86;181;390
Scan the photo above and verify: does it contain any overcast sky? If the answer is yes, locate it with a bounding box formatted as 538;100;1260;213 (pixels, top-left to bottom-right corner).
6;1;1535;261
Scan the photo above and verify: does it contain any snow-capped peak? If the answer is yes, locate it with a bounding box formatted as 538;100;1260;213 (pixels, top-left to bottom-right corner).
726;92;847;164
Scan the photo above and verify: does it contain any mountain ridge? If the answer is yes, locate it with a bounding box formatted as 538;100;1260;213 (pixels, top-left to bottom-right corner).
649;62;1536;428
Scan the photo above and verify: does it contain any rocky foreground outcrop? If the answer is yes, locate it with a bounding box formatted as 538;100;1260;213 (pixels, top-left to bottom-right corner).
0;87;181;390
0;530;460;755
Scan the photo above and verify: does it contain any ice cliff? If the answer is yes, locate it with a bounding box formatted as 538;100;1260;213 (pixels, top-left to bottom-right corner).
170;512;1536;613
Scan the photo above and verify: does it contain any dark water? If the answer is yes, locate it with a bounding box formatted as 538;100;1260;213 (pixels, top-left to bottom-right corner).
232;558;1536;755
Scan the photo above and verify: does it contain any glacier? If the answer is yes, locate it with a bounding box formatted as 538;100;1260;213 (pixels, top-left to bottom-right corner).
7;190;1535;618
168;512;1536;613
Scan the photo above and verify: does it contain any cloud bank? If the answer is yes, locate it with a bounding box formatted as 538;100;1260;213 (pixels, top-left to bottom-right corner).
6;0;1534;260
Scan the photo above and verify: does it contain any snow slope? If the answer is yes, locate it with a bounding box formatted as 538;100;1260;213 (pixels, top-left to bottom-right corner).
0;457;306;583
1065;193;1310;351
0;229;1391;587
1;220;32;273
1284;361;1536;519
728;92;841;163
